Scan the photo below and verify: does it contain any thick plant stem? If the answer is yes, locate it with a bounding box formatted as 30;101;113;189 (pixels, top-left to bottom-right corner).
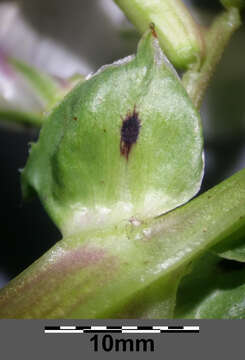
1;168;245;318
182;7;241;109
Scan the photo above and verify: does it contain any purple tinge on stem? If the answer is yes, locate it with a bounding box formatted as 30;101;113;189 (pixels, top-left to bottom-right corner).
0;244;119;318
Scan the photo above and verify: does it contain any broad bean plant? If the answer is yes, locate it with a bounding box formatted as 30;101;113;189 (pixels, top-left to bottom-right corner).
0;0;245;318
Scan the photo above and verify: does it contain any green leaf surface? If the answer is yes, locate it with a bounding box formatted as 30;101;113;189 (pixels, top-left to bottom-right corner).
175;253;245;319
22;30;203;237
212;227;245;262
1;168;245;318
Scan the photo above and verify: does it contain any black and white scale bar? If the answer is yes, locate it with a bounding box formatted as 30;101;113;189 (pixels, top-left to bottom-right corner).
44;326;199;334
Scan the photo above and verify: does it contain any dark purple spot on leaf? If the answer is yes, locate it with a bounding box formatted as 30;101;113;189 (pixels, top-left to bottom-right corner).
120;106;141;160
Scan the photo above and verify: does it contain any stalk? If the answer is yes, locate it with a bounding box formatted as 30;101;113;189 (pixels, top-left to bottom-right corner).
114;0;204;69
182;7;241;109
1;168;245;318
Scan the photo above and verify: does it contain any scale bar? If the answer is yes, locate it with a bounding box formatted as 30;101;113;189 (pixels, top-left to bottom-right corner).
45;325;199;334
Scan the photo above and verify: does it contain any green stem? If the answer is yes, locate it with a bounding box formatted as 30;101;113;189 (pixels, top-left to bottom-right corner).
1;168;245;318
0;109;43;127
114;0;204;69
182;7;241;109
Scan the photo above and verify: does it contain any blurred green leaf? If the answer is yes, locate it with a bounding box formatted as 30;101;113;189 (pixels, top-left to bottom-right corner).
9;57;62;108
0;109;43;127
0;55;85;128
221;0;245;10
213;227;245;262
175;253;245;319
